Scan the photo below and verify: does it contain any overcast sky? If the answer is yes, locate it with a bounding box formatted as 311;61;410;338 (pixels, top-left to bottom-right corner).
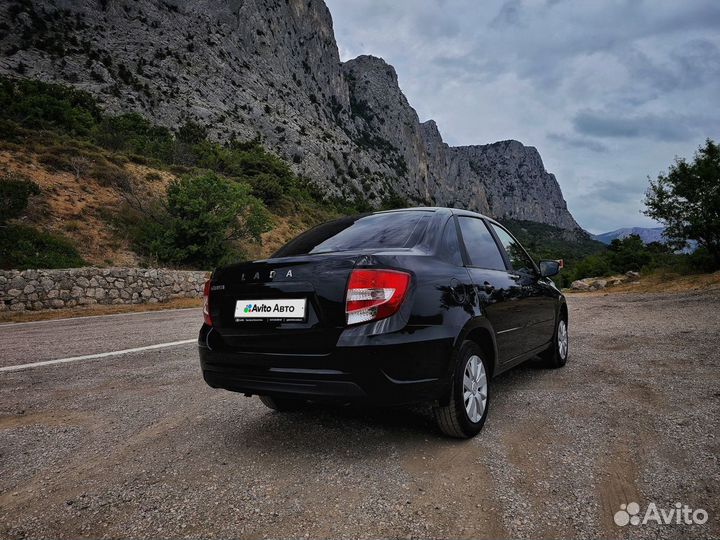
324;0;720;234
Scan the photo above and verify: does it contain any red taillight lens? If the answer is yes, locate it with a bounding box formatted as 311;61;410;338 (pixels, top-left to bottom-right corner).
345;269;411;326
203;279;212;326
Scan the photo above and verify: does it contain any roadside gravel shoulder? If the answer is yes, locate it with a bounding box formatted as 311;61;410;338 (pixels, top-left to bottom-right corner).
0;290;718;538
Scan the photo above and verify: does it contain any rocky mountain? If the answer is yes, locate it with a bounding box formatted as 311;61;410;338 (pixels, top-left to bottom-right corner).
0;0;581;230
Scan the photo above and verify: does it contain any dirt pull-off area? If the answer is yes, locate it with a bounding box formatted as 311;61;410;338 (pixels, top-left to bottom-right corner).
0;290;718;539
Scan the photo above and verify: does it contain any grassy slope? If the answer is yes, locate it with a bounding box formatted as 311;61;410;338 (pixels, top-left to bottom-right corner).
3;134;716;298
0;141;605;272
0;145;329;266
0;75;606;274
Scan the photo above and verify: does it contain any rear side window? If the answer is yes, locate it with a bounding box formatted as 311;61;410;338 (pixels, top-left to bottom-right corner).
273;212;430;257
457;217;506;270
439;218;463;266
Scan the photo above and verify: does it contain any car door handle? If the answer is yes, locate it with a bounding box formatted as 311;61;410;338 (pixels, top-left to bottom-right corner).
482;281;495;294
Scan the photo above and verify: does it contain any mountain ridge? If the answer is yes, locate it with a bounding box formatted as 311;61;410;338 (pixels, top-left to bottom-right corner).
0;0;581;231
593;227;665;245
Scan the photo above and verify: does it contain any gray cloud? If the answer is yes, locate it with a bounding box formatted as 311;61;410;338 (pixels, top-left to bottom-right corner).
572;111;702;142
547;133;609;153
325;0;720;233
586;180;647;205
491;0;522;28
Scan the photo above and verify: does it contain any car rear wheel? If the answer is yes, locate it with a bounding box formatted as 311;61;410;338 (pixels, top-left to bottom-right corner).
259;395;307;412
433;341;490;438
540;317;568;368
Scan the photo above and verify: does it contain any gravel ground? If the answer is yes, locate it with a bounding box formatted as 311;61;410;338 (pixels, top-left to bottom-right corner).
0;290;718;539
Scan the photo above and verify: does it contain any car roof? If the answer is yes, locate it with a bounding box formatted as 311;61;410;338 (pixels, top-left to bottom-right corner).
372;206;502;226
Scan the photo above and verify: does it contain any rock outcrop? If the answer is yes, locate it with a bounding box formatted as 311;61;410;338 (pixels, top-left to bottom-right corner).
421;124;580;229
569;271;641;292
0;0;580;230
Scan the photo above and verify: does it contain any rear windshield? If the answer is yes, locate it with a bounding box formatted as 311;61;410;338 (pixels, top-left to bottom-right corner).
273;211;431;257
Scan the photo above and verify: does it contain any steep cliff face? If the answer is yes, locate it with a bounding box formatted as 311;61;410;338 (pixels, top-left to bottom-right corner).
0;0;581;230
421;121;580;229
342;56;431;204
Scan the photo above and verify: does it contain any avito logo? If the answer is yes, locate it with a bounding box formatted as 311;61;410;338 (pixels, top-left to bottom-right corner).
243;303;272;313
243;303;295;314
614;502;708;527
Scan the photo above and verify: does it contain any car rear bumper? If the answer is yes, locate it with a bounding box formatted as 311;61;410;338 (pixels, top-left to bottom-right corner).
198;325;453;405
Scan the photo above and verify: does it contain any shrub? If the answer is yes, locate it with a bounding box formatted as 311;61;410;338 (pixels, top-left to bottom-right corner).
0;224;85;270
90;161;133;191
0;76;100;135
380;192;409;210
131;171;271;268
0;174;40;223
564;234;717;284
249;173;284;206
92;112;174;161
37;150;74;171
176;120;208;145
571;254;612;280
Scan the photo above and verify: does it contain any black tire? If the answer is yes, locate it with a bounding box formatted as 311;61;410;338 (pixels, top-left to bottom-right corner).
433;341;490;439
259;395;306;412
539;316;569;368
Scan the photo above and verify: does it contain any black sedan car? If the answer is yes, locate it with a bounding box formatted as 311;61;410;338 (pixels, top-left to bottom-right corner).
199;207;568;438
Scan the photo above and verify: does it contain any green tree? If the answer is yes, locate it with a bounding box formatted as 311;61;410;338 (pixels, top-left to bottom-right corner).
133;172;270;268
570;253;611;280
607;235;652;272
644;139;720;267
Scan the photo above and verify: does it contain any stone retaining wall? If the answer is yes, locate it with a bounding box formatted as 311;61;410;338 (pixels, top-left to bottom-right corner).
0;268;208;312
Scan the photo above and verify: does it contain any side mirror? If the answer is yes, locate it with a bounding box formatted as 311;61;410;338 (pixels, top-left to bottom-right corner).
539;260;562;278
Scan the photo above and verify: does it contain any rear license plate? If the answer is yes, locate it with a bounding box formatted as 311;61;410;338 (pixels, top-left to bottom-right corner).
234;298;307;322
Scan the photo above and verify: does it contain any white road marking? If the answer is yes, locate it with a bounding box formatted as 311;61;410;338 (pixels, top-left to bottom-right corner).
0;307;200;328
0;339;197;373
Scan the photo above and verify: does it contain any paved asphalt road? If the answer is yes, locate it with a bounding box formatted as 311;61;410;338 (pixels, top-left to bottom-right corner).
0;292;718;539
0;309;200;368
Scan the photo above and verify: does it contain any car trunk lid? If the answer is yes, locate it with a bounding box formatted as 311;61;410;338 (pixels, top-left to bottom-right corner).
208;253;358;353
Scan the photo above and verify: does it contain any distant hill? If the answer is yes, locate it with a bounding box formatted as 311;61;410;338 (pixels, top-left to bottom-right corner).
594;227;697;253
593;227;666;245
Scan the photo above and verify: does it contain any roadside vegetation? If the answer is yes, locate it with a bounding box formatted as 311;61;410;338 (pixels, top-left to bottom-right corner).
644;139;720;267
564;234;715;285
499;221;712;289
1;75;717;287
0;76;377;270
501;220;605;287
0;171;85;269
557;139;720;286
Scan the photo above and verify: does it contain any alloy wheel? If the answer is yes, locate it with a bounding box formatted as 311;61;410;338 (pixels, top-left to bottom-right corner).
558;320;568;360
462;355;487;423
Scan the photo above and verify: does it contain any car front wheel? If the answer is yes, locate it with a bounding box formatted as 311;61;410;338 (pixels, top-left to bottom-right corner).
540;317;569;368
433;341;490;438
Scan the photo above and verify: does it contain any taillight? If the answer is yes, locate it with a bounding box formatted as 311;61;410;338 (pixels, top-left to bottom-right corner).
203;279;212;326
345;269;411;326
